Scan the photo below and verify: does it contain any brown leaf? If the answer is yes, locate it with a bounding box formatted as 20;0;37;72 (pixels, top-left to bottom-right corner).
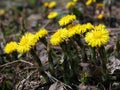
49;82;64;90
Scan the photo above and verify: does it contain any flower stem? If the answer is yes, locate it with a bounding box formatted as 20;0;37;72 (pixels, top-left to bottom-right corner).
41;38;55;75
60;42;73;84
98;46;107;78
89;46;96;64
30;48;49;82
48;47;55;75
74;35;87;62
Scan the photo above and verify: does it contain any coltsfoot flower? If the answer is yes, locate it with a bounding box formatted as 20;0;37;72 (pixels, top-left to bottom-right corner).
47;11;58;19
66;1;76;9
43;2;49;7
4;41;18;54
50;28;68;45
96;3;104;9
17;33;36;53
48;1;56;8
58;14;76;26
67;24;80;37
85;24;109;47
35;28;48;41
76;23;94;34
86;0;96;6
97;14;104;20
0;9;5;16
73;0;78;3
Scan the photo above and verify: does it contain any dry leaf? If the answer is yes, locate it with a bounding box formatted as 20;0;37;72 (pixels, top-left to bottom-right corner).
49;82;64;90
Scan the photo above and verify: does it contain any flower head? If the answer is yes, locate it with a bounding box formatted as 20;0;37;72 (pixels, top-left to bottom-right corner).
47;11;58;19
50;28;68;45
4;41;18;54
43;2;49;7
96;3;104;9
58;14;76;26
35;28;48;41
97;14;104;20
95;24;106;30
0;9;5;16
48;1;56;8
85;24;109;47
76;23;94;34
86;0;96;6
66;1;76;9
67;24;79;37
73;0;78;3
17;33;36;53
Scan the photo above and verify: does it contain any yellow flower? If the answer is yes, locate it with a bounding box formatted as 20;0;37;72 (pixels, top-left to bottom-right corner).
66;1;76;9
67;24;79;37
50;28;68;45
58;14;76;26
97;14;104;19
76;23;94;34
47;11;58;19
0;9;5;16
66;24;74;29
17;33;36;53
43;2;49;7
86;0;96;6
73;0;78;3
67;23;94;37
35;28;48;41
48;1;56;8
4;42;18;54
85;23;94;30
95;24;106;30
96;3;104;9
85;25;109;47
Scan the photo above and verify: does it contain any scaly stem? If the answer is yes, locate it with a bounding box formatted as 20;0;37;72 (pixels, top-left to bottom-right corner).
60;42;73;84
98;46;107;79
74;35;87;62
30;49;49;82
89;47;96;64
41;37;55;75
48;47;55;75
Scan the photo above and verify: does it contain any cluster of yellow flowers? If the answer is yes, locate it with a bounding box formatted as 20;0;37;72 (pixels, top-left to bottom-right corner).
86;0;96;6
50;14;109;47
58;14;76;26
47;11;58;19
50;22;94;45
4;28;48;54
4;12;109;54
50;23;109;47
43;1;56;8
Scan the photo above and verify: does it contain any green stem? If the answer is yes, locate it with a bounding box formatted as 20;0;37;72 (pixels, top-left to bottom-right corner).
30;49;49;82
89;46;96;64
48;47;55;74
41;38;55;75
60;42;73;84
74;35;87;62
69;38;80;76
98;46;107;76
